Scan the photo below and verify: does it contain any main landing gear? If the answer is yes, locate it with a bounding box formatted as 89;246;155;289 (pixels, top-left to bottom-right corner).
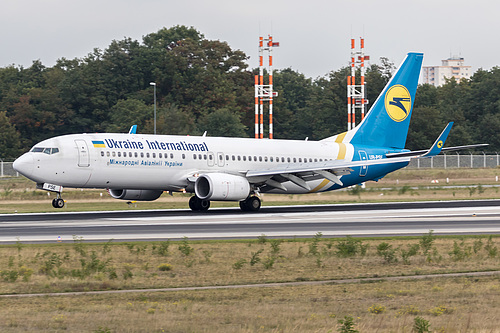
188;195;261;212
51;193;65;209
189;196;210;212
239;196;261;212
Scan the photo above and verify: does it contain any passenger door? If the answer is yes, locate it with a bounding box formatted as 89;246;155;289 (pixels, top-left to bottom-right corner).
75;140;90;167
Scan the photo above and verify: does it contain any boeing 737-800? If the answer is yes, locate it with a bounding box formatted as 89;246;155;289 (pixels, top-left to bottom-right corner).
12;53;486;212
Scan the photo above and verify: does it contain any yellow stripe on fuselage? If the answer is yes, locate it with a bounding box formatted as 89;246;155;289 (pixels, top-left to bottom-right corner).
335;132;347;160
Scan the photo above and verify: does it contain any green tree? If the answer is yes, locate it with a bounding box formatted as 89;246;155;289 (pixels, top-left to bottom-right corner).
0;111;22;158
198;108;247;137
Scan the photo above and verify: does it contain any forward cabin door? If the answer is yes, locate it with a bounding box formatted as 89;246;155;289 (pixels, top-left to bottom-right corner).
75;140;90;167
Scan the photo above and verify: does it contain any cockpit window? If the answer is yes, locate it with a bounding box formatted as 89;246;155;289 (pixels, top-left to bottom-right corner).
31;147;60;155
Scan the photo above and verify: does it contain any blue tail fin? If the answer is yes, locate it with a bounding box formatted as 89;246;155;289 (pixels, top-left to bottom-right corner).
350;52;423;149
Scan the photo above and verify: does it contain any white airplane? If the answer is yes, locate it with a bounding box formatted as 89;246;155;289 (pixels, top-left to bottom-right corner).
13;53;486;212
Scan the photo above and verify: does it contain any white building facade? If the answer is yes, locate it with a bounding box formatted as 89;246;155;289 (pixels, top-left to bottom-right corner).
422;57;472;87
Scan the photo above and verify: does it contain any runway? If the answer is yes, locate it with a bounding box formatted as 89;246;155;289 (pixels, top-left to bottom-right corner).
1;200;500;243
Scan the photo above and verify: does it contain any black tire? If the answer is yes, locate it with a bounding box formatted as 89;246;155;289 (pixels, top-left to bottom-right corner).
246;196;261;212
239;200;248;212
189;196;200;211
55;198;65;208
51;198;58;208
199;199;210;211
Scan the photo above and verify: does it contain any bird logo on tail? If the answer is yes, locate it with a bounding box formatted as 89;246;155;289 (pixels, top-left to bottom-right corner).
385;85;412;122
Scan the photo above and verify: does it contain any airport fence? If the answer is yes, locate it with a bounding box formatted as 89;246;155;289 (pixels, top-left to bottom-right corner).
0;160;18;177
407;153;500;169
1;153;499;177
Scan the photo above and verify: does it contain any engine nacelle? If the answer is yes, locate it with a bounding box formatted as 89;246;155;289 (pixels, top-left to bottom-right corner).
108;189;163;201
195;173;250;201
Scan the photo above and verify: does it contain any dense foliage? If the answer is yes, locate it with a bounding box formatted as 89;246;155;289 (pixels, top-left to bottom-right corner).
0;26;497;159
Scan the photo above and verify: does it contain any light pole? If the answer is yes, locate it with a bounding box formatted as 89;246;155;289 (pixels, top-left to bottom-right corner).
150;82;156;135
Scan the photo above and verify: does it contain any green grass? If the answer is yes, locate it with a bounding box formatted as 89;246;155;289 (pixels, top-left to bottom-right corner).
2;235;500;331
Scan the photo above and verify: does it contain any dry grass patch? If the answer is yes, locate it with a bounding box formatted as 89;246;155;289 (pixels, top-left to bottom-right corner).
2;276;500;332
2;234;500;295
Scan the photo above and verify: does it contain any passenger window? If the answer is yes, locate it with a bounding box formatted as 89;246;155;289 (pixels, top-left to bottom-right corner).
264;156;268;162
182;154;186;159
281;157;285;162
107;152;110;157
170;153;174;159
293;158;296;163
270;157;273;162
254;156;257;162
146;153;150;158
232;155;235;161
141;152;144;158
243;156;246;161
101;151;104;157
193;154;197;159
129;152;132;157
209;155;213;160
226;155;229;160
203;155;207;160
287;157;290;163
152;153;156;158
238;156;241;161
118;152;121;157
309;158;313;162
112;152;116;157
134;152;138;158
259;156;262;162
314;158;318;162
299;158;302;163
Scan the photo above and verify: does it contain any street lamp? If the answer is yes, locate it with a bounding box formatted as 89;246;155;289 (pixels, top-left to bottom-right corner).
150;82;156;135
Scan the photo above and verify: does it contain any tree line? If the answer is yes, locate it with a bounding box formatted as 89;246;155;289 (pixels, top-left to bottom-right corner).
0;25;497;159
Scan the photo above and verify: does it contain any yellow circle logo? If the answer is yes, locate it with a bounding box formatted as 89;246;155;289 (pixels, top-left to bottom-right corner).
385;85;411;122
437;141;443;148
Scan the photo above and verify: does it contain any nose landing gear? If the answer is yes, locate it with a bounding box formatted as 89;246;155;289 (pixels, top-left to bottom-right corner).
51;193;65;209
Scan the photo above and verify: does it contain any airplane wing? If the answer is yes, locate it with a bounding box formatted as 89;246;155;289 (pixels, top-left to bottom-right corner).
244;156;413;190
243;122;488;192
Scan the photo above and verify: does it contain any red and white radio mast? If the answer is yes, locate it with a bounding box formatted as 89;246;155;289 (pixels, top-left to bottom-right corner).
255;35;279;139
347;37;369;130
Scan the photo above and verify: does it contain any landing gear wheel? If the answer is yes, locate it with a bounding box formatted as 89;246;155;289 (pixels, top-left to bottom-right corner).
189;196;210;212
240;196;261;212
52;198;65;208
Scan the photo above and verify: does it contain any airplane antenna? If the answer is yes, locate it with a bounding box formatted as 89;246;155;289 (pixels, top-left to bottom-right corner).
202;131;207;137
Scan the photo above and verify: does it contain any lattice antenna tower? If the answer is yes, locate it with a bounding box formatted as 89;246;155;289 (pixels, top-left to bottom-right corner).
255;35;279;139
347;38;369;130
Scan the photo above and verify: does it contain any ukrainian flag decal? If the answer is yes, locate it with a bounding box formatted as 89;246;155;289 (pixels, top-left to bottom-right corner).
92;140;106;148
385;84;411;122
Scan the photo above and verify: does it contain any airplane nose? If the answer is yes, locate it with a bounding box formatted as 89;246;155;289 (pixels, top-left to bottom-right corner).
13;153;34;178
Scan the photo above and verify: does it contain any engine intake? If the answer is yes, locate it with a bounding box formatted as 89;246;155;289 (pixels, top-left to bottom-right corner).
195;173;250;201
108;189;163;201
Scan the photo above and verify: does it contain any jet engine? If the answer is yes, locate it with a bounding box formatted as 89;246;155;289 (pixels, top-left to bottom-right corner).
108;189;163;201
195;173;250;201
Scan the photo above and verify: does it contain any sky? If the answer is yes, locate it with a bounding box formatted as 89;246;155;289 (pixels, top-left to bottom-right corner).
2;0;499;79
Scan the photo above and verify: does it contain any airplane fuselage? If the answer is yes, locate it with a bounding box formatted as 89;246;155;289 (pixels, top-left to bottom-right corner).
14;133;408;194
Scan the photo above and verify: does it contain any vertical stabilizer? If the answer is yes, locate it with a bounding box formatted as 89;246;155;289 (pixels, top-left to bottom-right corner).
350;52;423;149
